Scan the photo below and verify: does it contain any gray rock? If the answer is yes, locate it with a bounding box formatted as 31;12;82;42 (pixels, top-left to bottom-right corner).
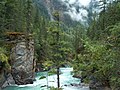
24;78;34;84
2;74;15;88
10;38;35;85
0;70;6;87
16;48;25;56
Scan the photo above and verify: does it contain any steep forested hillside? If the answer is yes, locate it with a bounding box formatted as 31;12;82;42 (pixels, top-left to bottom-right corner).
0;0;120;90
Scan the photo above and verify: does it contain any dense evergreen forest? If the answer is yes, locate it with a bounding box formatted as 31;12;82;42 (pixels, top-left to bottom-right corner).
0;0;120;90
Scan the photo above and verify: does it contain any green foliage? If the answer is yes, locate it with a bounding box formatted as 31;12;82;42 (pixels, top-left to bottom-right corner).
50;87;63;90
48;68;62;76
78;1;120;89
43;60;54;70
73;39;119;87
0;47;10;69
87;1;120;40
39;76;46;80
0;0;120;89
0;47;8;62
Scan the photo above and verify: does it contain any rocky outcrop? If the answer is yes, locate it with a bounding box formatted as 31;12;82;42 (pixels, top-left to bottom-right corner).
89;75;111;90
2;73;15;88
34;0;73;25
4;33;36;85
0;70;6;89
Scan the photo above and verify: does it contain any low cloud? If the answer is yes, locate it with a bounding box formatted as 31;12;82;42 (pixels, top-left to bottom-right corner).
60;0;89;21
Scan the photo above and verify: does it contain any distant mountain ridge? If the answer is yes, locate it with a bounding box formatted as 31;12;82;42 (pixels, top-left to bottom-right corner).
34;0;84;26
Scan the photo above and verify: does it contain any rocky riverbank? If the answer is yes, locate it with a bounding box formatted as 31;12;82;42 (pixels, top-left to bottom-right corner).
72;73;112;90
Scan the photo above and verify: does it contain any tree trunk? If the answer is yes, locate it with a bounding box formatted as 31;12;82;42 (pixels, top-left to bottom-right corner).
57;67;60;88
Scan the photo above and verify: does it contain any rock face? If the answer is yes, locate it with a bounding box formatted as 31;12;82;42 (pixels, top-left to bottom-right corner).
0;70;6;89
34;0;74;25
8;33;36;85
2;73;15;88
89;75;111;90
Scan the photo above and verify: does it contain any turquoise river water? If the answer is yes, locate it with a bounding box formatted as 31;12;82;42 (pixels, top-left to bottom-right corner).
3;68;89;90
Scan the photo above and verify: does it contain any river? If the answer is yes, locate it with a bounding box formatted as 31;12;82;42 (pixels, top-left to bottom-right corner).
3;68;89;90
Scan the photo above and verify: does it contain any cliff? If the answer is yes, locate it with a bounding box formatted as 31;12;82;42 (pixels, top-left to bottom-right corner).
10;33;35;85
0;32;35;88
34;0;78;27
